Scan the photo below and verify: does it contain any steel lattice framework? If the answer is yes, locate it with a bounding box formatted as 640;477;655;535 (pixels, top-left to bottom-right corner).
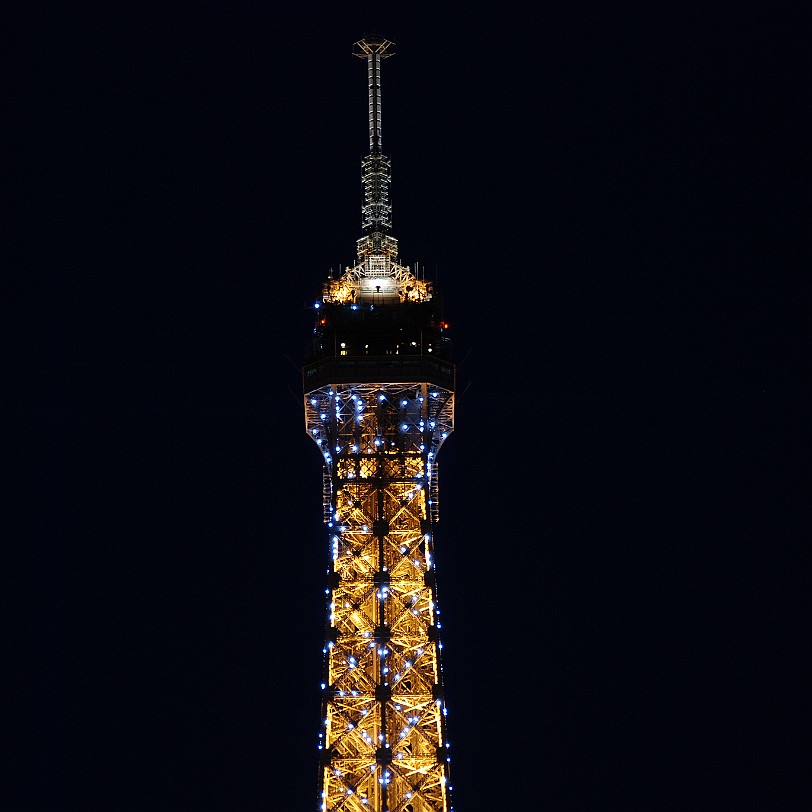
304;383;454;812
302;36;457;812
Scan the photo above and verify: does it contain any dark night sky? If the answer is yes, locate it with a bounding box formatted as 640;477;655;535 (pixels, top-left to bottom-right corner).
12;2;807;810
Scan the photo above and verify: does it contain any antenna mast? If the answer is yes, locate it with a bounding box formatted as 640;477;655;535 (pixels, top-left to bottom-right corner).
353;36;397;262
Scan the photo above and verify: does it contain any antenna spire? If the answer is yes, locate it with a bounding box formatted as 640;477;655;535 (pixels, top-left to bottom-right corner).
353;36;397;261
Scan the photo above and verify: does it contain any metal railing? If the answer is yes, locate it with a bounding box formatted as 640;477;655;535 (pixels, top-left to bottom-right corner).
303;355;454;393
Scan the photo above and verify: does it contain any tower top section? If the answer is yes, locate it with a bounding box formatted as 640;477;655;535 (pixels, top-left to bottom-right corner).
320;36;432;308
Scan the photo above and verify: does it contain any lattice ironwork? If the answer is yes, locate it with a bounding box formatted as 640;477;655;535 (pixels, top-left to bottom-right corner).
305;383;454;812
302;35;457;812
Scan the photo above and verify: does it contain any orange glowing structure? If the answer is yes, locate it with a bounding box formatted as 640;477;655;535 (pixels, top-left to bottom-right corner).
302;36;457;812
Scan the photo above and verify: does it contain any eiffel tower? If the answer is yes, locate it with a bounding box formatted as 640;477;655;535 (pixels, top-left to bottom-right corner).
302;35;457;812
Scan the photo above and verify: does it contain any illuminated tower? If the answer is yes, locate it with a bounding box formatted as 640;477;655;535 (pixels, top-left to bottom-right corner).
302;36;456;812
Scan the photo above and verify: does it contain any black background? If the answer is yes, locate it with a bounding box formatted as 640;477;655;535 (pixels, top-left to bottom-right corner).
12;2;807;810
